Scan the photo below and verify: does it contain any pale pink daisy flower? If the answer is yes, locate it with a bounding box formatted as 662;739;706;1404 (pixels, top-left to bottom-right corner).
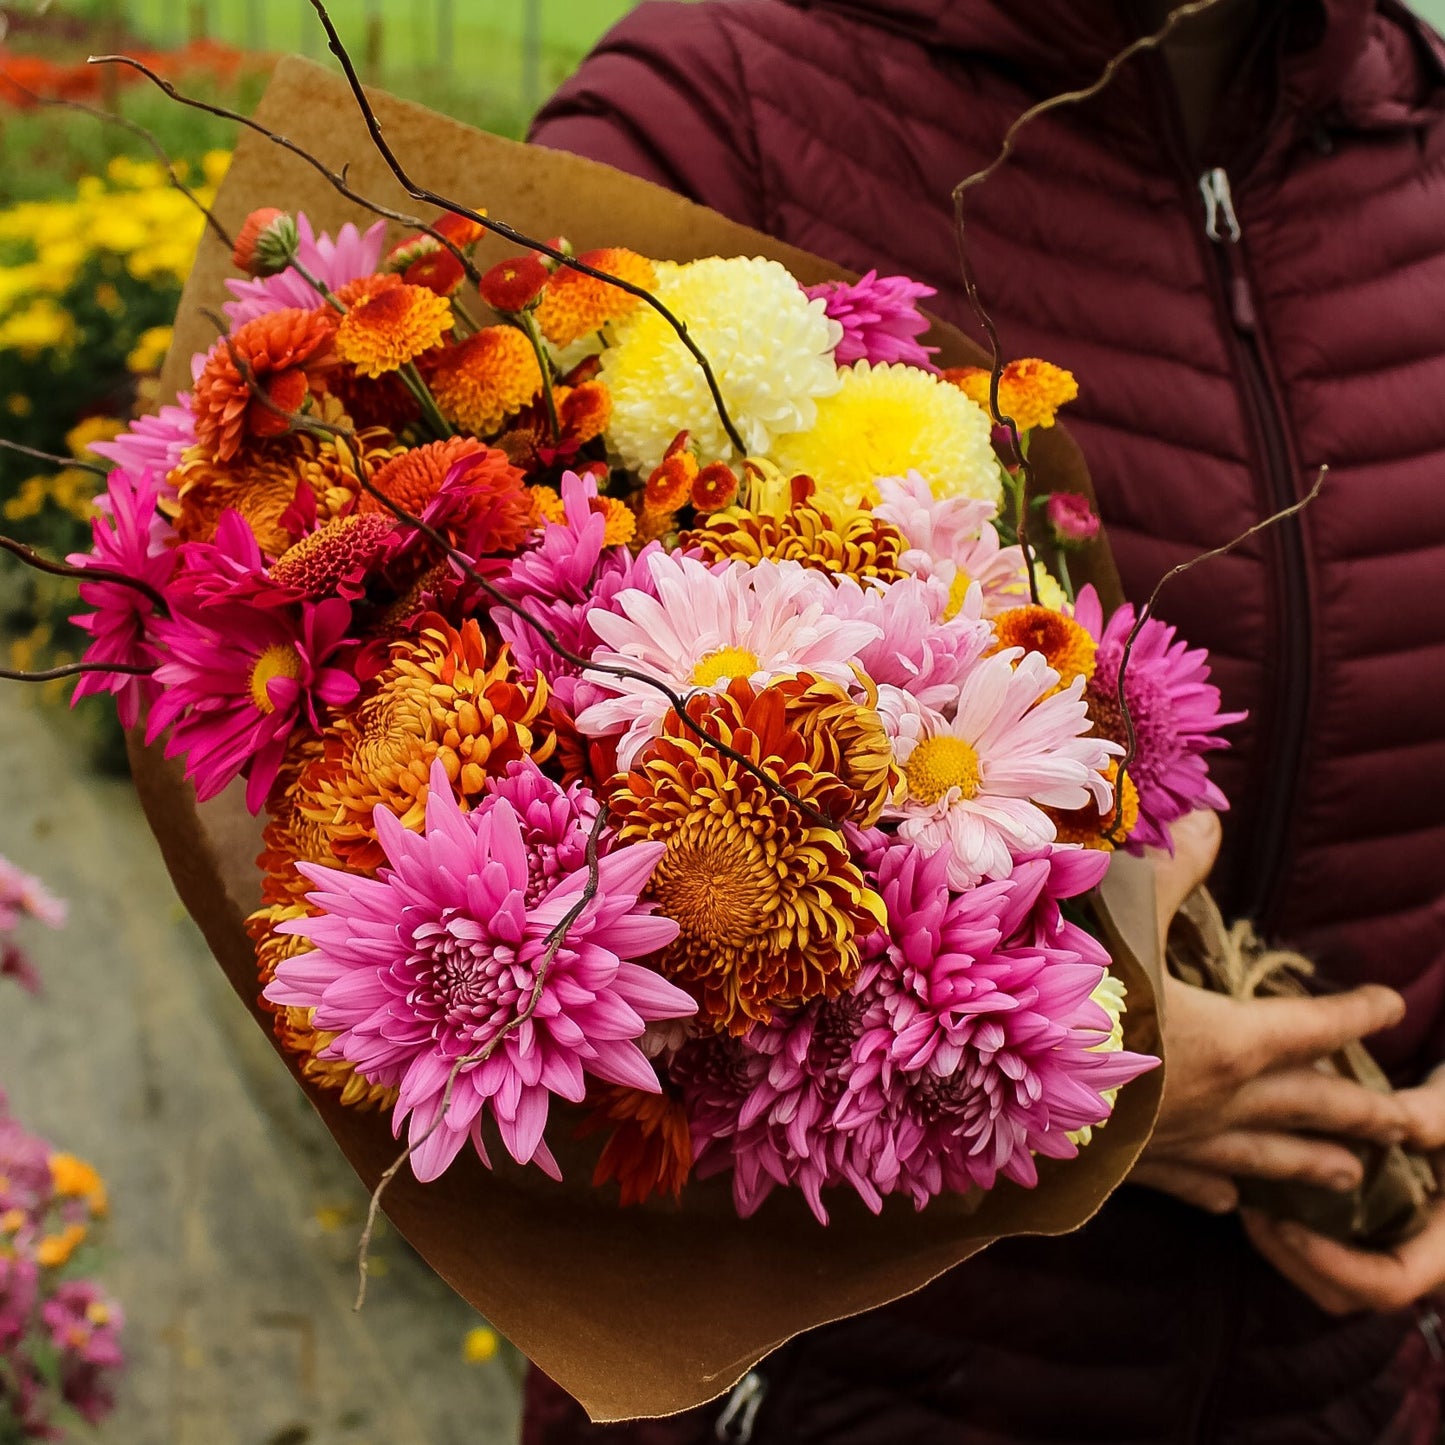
67;468;174;728
803;270;939;370
223;215;386;324
874;470;1031;616
266;760;692;1182
88;400;194;486
884;649;1119;887
576;554;881;768
1074;586;1245;852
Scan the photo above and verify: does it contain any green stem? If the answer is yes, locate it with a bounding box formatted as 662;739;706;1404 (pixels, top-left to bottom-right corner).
399;362;454;438
520;313;559;444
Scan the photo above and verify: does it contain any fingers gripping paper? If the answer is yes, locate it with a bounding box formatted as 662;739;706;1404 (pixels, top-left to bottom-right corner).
133;56;1162;1422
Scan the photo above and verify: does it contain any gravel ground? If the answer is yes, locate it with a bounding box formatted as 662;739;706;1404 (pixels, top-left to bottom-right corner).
0;687;523;1445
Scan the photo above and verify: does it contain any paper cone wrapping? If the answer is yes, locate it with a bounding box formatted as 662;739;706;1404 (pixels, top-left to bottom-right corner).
130;57;1164;1422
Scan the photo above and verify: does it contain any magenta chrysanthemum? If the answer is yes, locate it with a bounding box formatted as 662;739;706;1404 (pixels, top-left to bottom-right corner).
223;215;386;324
835;841;1155;1205
804;270;939;370
265;760;694;1182
147;588;358;812
1074;586;1246;852
67;467;175;728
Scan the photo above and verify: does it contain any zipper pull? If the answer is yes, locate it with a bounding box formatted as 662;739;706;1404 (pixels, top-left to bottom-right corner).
715;1370;767;1443
1198;167;1255;331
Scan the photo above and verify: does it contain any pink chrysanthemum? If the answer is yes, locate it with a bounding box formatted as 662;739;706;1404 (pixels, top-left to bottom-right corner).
873;470;1031;616
265;760;693;1181
223;215;386;325
1074;586;1245;852
0;1109;52;1219
88;400;194;485
830;574;991;712
835;841;1156;1205
576;554;881;768
883;649;1119;886
147;587;358;813
41;1280;125;1426
67;468;175;728
803;270;939;370
493;472;660;710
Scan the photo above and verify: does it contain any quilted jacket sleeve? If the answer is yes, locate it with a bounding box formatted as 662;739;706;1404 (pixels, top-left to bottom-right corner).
528;2;768;231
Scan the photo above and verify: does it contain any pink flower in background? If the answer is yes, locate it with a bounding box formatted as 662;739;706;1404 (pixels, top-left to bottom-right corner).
265;760;693;1182
804;271;939;369
88;400;194;485
223;215;386;324
0;1110;53;1218
835;840;1154;1205
884;650;1119;886
577;554;881;768
67;468;174;728
0;857;65;997
1074;586;1245;852
1045;492;1101;546
148;595;358;812
42;1281;125;1426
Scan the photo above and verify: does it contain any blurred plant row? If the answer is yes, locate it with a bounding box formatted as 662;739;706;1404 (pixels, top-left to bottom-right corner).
0;152;229;767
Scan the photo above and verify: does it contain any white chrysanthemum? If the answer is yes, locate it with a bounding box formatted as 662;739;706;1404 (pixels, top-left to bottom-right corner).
599;257;843;470
768;362;1001;509
1070;973;1129;1146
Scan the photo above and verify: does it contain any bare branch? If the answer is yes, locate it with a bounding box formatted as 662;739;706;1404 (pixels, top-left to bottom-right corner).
0;661;154;683
0;535;170;612
0;438;107;479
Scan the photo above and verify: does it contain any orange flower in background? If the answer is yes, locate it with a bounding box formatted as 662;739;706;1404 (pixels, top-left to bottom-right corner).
426;325;542;435
536;248;657;348
49;1154;108;1217
192;307;336;461
608;680;885;1034
989;604;1097;691
583;1083;693;1206
682;500;908;585
946;358;1079;432
301;616;554;872
335;282;453;377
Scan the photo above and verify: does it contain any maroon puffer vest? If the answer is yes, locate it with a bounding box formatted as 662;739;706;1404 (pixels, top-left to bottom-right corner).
525;2;1445;1439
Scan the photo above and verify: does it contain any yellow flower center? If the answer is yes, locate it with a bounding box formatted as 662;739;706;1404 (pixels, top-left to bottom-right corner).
905;735;983;804
249;643;303;714
942;569;973;622
652;815;774;947
690;645;760;689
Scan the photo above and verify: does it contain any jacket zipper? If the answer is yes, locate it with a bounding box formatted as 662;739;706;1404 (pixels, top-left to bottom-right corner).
1197;166;1313;929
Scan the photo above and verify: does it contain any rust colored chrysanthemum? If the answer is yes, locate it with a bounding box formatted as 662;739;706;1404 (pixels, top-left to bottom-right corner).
358;435;488;517
946;358;1079;432
270;513;396;598
681;500;909;585
335;282;453;378
608;679;885;1034
776;672;903;829
426;326;541;435
989;604;1097;690
479;254;550;313
301;615;554;871
645;447;697;514
1048;760;1140;849
582;1083;693;1206
557;380;612;446
536;248;657;348
691;461;739;513
193;307;336;462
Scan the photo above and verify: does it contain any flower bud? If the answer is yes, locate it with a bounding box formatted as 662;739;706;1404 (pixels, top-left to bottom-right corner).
1045;491;1101;547
231;208;297;277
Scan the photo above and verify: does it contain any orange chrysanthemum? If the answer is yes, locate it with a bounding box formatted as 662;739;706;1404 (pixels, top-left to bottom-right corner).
536;248;657;348
582;1083;693;1206
557;379;612;445
529;485;566;525
479;254;550;313
301;616;554;871
645;448;697;514
609;679;886;1034
1048;760;1140;850
359;435;485;517
946;358;1079;433
192;307;336;462
335;282;453;378
426;326;541;435
594;493;636;547
691;461;739;513
682;501;908;585
988;604;1097;690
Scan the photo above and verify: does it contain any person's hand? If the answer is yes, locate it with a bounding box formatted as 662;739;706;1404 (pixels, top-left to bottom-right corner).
1130;810;1410;1214
1241;1067;1445;1314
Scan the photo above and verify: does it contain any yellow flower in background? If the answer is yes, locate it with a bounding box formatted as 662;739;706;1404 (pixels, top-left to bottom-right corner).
128;324;174;374
66;416;124;460
202;150;232;186
35;1222;88;1269
50;1153;109;1216
0;299;74;354
5;393;32;417
462;1326;499;1364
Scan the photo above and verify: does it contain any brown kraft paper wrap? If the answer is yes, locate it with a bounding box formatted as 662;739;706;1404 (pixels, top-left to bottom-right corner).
131;57;1165;1422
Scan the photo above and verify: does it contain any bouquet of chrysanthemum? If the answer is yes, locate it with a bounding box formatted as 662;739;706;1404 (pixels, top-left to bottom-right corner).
11;58;1242;1421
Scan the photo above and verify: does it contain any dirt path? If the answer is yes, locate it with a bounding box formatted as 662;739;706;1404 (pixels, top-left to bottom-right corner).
0;689;522;1445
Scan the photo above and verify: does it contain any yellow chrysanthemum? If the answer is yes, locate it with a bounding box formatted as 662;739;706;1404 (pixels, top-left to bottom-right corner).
302;617;554;872
682;499;908;585
609;679;886;1034
948;358;1079;433
335;281;453;377
427;326;541;435
1070;973;1129;1146
600;257;842;470
768;361;1000;509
